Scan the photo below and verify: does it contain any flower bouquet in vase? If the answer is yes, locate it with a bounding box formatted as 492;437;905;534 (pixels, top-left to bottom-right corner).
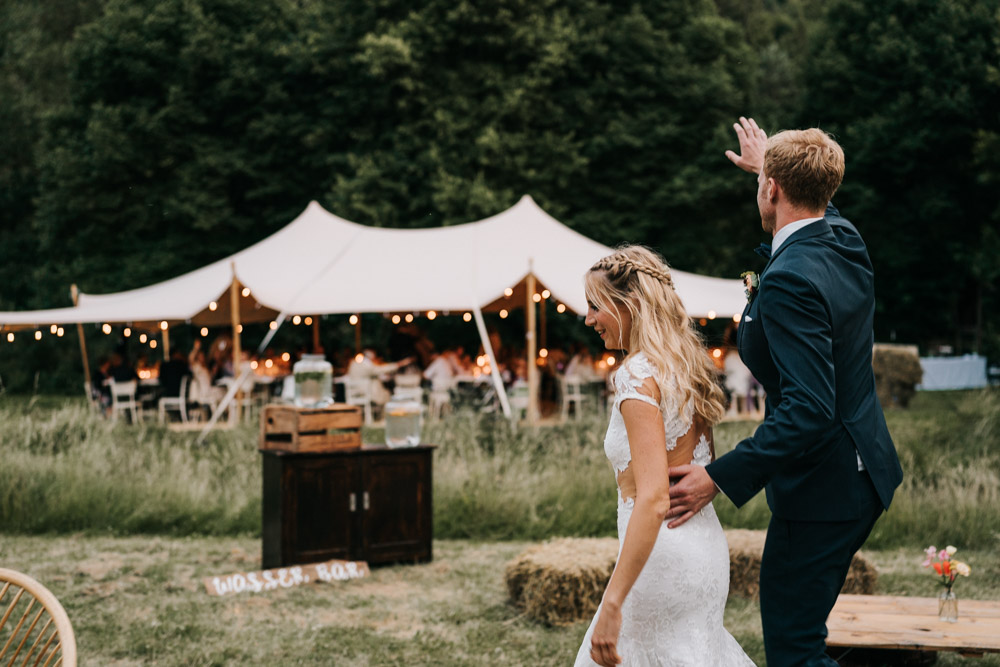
922;545;971;622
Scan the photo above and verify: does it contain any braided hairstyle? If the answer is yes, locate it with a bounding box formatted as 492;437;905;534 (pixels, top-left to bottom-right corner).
585;245;725;426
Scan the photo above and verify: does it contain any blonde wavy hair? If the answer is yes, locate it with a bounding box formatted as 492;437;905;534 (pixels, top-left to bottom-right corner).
585;245;726;426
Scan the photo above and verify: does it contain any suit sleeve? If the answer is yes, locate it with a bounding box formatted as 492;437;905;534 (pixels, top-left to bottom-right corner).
705;267;837;507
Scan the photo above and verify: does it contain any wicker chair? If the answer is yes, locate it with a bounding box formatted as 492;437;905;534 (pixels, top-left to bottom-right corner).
0;567;77;667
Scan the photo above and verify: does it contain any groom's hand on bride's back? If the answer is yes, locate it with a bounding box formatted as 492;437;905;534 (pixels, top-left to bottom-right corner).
666;465;718;529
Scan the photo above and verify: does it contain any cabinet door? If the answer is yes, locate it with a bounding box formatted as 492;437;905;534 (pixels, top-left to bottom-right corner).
361;451;432;564
284;456;359;565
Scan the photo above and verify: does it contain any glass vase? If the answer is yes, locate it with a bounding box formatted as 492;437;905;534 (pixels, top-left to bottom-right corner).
938;589;958;623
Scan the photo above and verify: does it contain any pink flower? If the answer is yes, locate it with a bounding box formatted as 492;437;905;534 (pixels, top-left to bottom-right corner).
938;549;949;561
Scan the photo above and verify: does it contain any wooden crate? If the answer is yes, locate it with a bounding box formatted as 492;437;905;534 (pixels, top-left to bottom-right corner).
261;404;362;453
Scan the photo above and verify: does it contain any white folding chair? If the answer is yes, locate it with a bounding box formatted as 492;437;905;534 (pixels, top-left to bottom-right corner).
109;380;141;423
158;375;190;424
559;374;587;421
508;380;530;421
344;377;374;425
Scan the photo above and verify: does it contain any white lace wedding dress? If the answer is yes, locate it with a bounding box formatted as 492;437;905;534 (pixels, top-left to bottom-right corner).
574;353;755;666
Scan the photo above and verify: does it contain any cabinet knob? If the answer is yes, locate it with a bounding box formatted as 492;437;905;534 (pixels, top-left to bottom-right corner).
363;491;370;511
349;492;357;512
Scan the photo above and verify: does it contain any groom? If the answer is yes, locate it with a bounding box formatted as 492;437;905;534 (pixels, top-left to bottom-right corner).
667;118;903;666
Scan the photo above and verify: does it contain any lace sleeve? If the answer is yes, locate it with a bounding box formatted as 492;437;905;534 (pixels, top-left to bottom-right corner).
614;354;660;411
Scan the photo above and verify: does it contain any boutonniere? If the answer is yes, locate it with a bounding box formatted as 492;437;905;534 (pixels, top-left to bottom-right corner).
740;271;759;303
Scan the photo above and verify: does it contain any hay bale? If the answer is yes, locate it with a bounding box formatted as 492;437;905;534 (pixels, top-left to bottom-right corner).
872;344;923;408
505;538;618;626
505;530;879;626
726;529;878;599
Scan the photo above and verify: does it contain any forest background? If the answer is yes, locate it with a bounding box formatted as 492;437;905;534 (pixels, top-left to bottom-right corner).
1;0;998;393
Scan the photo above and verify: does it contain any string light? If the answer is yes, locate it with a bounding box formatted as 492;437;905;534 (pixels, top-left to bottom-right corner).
733;314;741;323
426;311;436;321
250;360;259;370
281;352;290;362
139;333;148;343
237;324;244;333
499;309;509;319
102;324;112;334
49;324;58;334
304;317;312;326
241;287;251;297
349;314;359;325
708;310;717;320
539;348;549;358
57;327;64;337
504;287;514;297
405;313;414;323
209;301;218;311
355;353;364;363
123;327;131;337
712;348;723;359
607;356;616;366
160;321;168;330
264;359;274;369
391;315;401;324
6;333;13;342
462;312;472;322
699;318;707;326
292;315;302;325
269;321;278;330
149;340;157;349
556;303;566;313
201;327;209;337
541;289;550;299
34;331;42;340
532;293;542;303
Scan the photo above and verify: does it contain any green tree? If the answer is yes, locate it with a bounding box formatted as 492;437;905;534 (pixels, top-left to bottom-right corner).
801;0;1000;351
0;0;103;309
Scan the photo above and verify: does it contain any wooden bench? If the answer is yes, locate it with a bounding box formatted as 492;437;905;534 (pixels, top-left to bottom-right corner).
827;594;1000;658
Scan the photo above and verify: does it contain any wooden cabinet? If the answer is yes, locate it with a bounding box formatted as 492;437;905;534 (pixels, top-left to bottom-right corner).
261;445;433;568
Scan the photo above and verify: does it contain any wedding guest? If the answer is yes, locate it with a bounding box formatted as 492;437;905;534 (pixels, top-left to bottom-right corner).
159;349;191;399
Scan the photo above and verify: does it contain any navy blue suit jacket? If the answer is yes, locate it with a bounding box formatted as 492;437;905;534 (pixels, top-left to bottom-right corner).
706;203;903;521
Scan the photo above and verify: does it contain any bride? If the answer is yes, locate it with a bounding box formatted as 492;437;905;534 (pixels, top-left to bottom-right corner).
575;246;754;666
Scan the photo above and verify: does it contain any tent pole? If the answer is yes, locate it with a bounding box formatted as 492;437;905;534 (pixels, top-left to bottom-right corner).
71;284;92;400
540;293;547;351
312;316;321;353
229;265;243;424
161;325;170;360
526;269;538;424
354;314;361;355
472;305;511;418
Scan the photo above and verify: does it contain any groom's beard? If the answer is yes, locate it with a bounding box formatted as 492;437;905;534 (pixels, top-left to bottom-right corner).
760;210;777;236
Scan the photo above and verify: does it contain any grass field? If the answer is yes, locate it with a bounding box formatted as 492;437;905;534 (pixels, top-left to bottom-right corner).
1;389;999;664
1;535;998;666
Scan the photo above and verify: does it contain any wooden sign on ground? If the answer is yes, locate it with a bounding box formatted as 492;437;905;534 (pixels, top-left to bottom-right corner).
204;559;370;597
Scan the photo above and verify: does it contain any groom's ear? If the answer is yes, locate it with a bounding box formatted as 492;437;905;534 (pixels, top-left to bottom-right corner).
766;177;780;204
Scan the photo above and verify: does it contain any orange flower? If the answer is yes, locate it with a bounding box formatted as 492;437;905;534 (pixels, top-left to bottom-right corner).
943;561;952;576
933;563;943;575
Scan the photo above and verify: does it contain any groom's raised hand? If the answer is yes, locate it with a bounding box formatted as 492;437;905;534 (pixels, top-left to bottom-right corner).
666;465;718;529
724;116;767;174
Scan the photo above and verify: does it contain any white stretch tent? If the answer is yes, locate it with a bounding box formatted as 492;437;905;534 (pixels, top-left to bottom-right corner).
0;196;746;423
0;195;745;327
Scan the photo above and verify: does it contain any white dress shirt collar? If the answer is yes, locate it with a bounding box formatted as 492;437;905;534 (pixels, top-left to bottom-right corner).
771;216;824;255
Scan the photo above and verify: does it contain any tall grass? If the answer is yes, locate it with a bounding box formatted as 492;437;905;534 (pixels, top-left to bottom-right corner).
1;390;998;550
0;399;259;535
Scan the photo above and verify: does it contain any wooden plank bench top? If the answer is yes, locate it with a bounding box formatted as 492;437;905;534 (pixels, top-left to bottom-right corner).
827;594;1000;657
